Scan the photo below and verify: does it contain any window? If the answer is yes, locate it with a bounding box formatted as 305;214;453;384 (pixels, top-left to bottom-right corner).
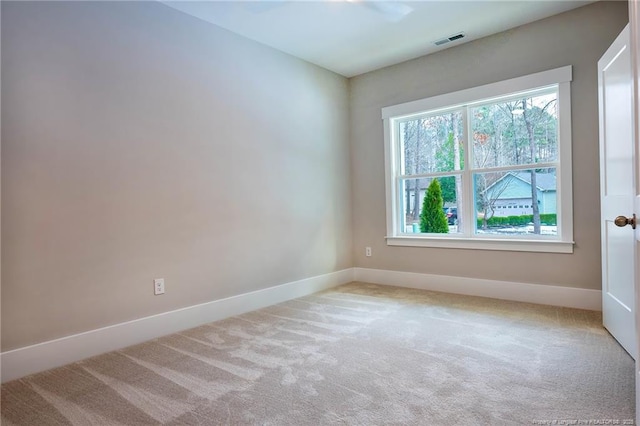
382;66;573;253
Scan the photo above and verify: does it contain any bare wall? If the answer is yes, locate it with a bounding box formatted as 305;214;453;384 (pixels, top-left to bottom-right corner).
349;1;628;290
1;1;352;351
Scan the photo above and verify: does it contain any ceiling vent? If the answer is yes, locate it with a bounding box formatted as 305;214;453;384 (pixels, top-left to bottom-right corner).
434;32;465;46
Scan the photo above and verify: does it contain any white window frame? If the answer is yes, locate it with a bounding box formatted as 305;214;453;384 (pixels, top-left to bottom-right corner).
382;66;574;253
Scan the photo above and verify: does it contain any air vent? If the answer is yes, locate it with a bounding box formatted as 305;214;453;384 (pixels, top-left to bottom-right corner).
434;32;466;46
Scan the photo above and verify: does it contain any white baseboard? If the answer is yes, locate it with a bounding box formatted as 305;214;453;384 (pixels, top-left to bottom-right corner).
0;268;354;384
354;267;602;311
1;267;602;383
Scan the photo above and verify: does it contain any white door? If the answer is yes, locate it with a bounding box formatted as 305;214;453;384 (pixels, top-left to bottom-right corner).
630;2;640;423
599;24;637;359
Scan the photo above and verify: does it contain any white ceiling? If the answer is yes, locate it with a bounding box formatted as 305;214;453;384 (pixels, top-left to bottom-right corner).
163;0;597;77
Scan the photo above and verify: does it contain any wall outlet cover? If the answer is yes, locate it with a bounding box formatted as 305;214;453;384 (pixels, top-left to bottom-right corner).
154;278;165;295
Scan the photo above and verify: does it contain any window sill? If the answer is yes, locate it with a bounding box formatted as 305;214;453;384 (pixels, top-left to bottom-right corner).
385;235;574;253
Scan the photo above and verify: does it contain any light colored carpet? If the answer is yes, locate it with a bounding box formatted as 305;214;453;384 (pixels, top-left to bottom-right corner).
1;282;635;425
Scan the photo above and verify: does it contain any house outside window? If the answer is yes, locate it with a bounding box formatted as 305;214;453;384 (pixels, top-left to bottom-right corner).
382;66;573;253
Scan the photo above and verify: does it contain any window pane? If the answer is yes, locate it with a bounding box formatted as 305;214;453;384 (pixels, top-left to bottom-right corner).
471;90;557;169
400;176;461;234
474;168;557;236
400;111;464;175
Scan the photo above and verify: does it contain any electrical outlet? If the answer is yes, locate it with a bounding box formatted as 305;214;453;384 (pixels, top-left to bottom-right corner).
154;278;165;295
365;247;372;257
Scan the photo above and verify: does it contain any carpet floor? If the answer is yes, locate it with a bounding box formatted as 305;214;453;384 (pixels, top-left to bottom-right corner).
1;282;635;425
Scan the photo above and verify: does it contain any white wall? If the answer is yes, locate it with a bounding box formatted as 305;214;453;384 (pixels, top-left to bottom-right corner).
1;1;352;351
349;1;628;290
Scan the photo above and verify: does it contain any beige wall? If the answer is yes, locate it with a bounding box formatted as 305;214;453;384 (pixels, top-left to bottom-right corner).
350;1;628;290
1;1;630;353
1;2;352;351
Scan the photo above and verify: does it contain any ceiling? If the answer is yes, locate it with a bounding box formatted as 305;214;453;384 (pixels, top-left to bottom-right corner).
163;0;597;77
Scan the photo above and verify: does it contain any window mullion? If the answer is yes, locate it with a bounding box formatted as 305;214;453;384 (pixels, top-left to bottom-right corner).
400;171;463;180
474;162;558;174
462;106;474;237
